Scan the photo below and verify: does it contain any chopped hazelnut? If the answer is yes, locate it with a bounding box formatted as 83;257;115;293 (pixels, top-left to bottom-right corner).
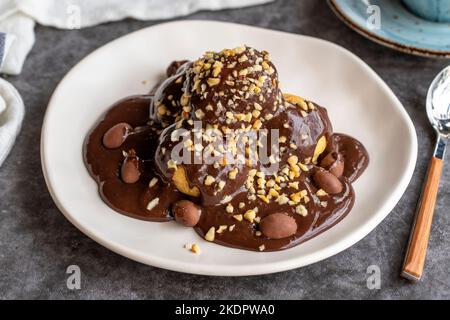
204;175;215;186
233;214;243;221
296;205;308;217
287;155;298;166
276;194;289;205
216;225;228;234
205;227;215;241
289;182;299;190
149;177;158;188
244;209;256;222
298;162;309;172
191;244;201;254
217;180;226;191
221;195;233;204
258;195;270;203
146;197;159;211
207;78;221;87
228;168;238;180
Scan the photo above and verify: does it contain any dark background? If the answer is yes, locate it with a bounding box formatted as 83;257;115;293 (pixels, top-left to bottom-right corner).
1;0;449;299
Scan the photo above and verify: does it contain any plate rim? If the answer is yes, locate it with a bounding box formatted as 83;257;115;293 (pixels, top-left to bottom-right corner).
40;19;418;276
329;0;450;59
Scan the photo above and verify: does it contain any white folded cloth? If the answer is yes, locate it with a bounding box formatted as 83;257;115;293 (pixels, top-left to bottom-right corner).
0;13;35;75
0;0;273;75
0;0;273;167
0;78;24;166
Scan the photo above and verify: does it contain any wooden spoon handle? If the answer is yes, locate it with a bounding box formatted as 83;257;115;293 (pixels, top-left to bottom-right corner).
402;156;443;281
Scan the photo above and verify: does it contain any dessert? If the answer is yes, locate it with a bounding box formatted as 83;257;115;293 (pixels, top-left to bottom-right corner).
84;46;369;252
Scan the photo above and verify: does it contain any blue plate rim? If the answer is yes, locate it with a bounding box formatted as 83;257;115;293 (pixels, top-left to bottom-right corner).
329;0;450;58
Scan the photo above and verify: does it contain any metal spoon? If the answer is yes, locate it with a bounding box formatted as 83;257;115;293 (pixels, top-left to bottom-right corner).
402;66;450;281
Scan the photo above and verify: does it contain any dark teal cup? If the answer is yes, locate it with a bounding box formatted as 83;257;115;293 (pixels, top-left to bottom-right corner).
403;0;450;22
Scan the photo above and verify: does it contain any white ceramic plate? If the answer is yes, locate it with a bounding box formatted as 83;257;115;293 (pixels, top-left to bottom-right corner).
41;20;417;276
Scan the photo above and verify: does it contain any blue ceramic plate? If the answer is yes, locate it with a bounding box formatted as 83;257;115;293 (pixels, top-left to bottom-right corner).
329;0;450;58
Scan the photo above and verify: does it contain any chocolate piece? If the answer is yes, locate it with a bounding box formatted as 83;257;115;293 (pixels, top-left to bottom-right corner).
320;151;338;168
260;213;297;239
166;60;189;77
313;170;343;194
321;152;344;178
102;122;132;149
331;134;369;182
329;160;344;178
173;200;201;227
121;150;141;184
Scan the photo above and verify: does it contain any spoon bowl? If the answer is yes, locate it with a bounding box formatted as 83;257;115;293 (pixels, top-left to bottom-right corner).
426;65;450;137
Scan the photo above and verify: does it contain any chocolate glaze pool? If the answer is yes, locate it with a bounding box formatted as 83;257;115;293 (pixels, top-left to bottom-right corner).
84;46;368;252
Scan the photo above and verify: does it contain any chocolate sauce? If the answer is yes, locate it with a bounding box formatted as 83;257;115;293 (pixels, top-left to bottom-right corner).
84;96;184;222
84;46;369;252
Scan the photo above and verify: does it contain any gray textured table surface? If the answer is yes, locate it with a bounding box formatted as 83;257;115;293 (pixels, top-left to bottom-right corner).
1;0;449;299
